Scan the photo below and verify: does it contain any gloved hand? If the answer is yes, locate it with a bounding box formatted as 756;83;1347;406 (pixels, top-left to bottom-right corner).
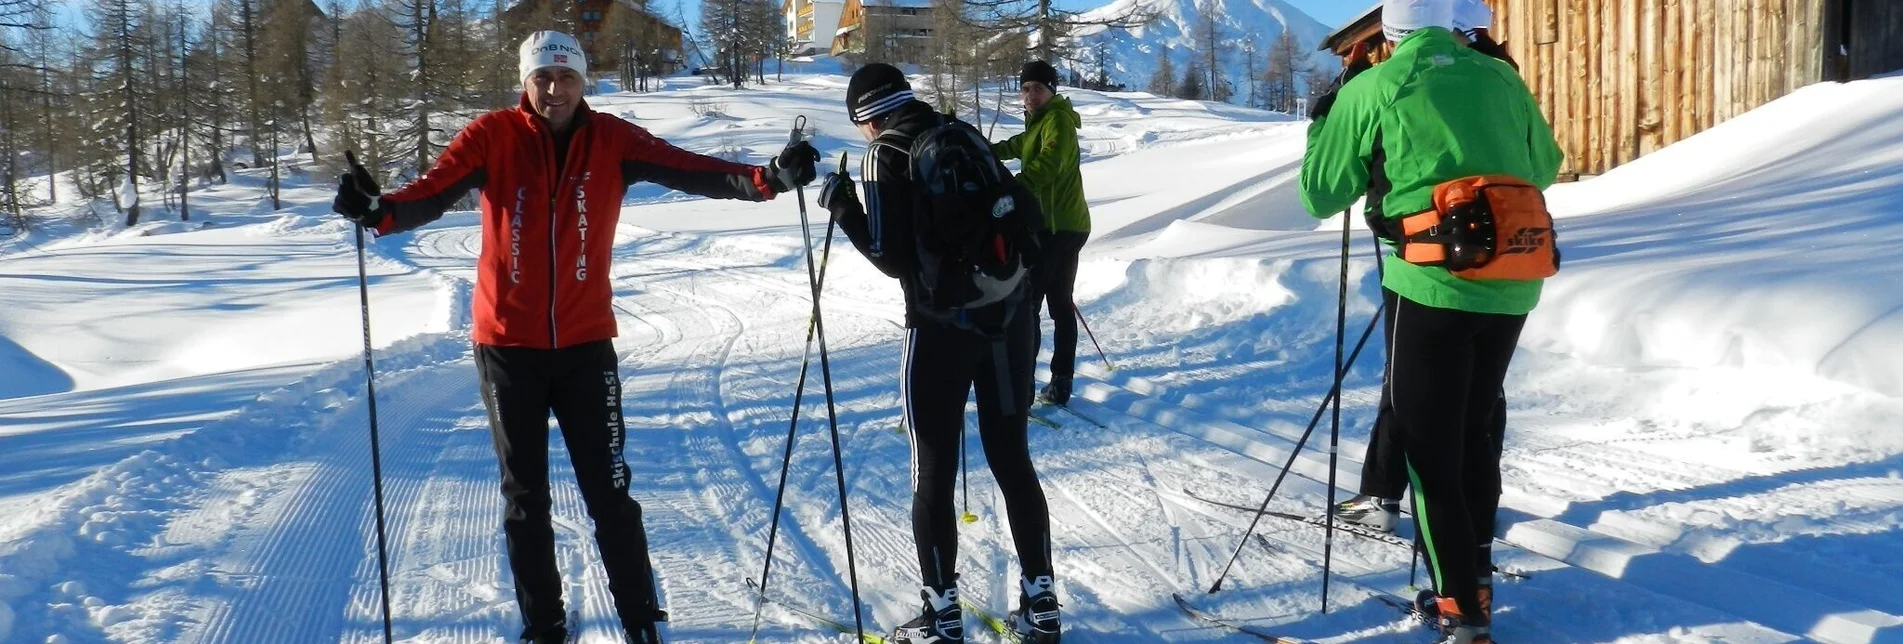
333;150;386;228
817;166;859;215
770;141;819;192
1311;42;1374;120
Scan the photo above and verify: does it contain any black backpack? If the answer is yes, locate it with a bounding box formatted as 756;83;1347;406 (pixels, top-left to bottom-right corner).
902;115;1043;320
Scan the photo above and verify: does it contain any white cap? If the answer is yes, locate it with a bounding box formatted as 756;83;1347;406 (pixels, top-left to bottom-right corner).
519;31;588;83
1383;0;1456;42
1453;0;1494;36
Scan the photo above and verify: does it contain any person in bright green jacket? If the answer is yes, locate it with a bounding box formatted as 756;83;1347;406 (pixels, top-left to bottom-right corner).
993;60;1092;405
1300;0;1561;642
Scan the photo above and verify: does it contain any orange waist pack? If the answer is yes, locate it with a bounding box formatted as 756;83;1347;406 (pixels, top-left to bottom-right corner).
1397;175;1560;281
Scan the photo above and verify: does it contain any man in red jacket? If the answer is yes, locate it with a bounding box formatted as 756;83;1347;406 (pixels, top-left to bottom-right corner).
331;30;818;644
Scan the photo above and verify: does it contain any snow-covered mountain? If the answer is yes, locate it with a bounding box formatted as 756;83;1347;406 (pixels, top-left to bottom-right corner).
1064;0;1341;103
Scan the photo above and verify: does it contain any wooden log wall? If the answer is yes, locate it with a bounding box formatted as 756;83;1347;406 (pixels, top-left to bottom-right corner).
1486;0;1828;177
1846;0;1903;79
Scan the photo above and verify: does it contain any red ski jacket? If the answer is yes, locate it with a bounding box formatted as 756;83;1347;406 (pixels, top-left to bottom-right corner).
374;96;781;349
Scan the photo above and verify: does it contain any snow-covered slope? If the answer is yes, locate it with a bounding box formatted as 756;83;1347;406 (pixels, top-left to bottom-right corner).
1067;0;1338;102
1;73;1898;644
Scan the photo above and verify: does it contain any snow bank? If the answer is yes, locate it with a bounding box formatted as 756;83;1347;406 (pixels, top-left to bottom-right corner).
1529;75;1903;396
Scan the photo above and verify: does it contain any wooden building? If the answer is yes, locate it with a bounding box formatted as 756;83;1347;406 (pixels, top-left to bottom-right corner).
1320;0;1903;177
785;0;848;56
502;0;686;76
830;0;936;63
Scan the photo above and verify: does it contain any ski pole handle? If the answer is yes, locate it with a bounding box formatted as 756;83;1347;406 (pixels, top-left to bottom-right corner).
788;115;807;147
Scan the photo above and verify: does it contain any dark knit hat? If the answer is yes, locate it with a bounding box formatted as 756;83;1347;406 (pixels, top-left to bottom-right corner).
1019;60;1059;90
846;63;914;123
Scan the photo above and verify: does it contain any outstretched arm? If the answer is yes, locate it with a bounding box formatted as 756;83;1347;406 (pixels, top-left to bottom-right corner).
620;126;781;201
374;119;492;235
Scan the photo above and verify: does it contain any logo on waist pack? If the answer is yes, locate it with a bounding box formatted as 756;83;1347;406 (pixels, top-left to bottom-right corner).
1503;227;1550;255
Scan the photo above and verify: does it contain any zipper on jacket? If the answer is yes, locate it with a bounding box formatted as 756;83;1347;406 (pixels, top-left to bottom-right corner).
541;117;591;349
538;124;561;349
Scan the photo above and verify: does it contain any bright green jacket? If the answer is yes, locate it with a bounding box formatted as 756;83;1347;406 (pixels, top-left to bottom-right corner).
1301;28;1563;315
992;95;1090;233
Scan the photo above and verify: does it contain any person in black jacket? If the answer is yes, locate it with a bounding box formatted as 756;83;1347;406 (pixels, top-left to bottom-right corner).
817;63;1060;644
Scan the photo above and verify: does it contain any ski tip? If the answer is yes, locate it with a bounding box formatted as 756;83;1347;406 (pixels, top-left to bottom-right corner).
961;512;979;524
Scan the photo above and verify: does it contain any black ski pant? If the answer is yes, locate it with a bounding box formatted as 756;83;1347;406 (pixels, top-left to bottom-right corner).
1387;293;1524;625
475;340;662;642
1034;231;1089;384
1357;288;1505;501
900;300;1053;588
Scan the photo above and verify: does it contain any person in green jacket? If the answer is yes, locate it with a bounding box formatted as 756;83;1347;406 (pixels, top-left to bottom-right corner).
992;60;1092;406
1300;0;1562;642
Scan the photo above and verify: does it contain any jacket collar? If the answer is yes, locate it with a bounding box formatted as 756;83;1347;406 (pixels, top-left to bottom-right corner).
516;93;594;133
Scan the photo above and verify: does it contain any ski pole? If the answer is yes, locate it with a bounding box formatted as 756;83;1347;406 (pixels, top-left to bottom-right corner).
1073;304;1114;372
345;150;395;644
1207;209;1380;595
1206;302;1382;593
752;119;867;642
1320;208;1352;613
960;426;977;524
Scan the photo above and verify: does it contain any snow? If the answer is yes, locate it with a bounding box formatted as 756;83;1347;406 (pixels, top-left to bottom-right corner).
1;71;1900;644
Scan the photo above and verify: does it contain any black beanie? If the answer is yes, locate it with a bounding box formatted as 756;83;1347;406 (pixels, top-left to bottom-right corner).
847;63;914;123
1019;60;1059;90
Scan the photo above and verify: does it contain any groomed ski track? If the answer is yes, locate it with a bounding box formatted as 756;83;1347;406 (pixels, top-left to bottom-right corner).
3;75;1901;643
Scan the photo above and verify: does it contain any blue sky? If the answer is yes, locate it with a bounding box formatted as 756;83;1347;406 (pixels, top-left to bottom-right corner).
51;0;1363;49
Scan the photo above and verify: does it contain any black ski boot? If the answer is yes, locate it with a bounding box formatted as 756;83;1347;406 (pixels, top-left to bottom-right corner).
625;609;667;644
892;583;964;643
1038;378;1072;406
1334;494;1400;533
1007;575;1060;643
1430;595;1492;644
519;613;569;644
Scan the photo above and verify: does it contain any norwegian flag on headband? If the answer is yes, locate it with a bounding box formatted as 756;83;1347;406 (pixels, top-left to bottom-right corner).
554;54;568;64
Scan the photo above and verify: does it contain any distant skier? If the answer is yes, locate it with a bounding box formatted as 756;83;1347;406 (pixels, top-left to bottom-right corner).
329;30;818;644
991;60;1092;406
1300;0;1562;642
816;63;1058;644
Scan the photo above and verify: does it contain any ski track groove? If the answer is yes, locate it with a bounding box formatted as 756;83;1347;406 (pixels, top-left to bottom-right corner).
191;358;476;644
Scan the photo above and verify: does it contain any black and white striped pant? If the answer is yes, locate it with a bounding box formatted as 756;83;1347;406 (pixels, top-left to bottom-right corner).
899;301;1054;588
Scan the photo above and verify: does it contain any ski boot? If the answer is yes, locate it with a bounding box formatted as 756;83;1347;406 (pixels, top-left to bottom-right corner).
625;609;668;644
892;583;964;643
1038;378;1072;407
519;613;569;644
1416;581;1491;624
1430;595;1492;644
1007;575;1060;643
1333;494;1399;533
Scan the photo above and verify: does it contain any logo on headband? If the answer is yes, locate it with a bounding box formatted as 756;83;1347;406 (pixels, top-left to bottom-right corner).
554;54;568;64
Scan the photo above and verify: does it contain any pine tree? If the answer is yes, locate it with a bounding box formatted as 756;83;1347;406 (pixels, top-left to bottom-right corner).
1190;0;1226;103
1147;47;1174;97
1260;29;1300;112
87;0;152;225
1177;58;1206;100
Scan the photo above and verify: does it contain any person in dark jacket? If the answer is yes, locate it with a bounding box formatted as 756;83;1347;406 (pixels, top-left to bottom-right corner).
991;60;1092;405
817;63;1059;644
330;30;818;644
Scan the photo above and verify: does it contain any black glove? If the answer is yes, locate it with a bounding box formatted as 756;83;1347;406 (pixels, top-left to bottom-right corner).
817;167;859;214
770;141;819;192
333;150;386;228
1311;43;1374;120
